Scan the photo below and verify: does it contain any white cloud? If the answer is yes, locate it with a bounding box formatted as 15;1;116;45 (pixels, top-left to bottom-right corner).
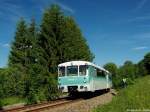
133;32;150;39
0;0;75;24
115;15;150;25
127;15;150;22
0;43;10;48
32;0;75;14
3;43;10;48
133;0;147;12
56;2;75;14
0;1;30;23
133;46;148;50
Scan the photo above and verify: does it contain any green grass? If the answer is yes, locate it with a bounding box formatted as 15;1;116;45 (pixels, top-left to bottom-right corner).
93;75;150;112
1;96;25;106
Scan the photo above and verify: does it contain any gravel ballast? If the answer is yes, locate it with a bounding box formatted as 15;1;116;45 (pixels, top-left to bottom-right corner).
44;92;113;112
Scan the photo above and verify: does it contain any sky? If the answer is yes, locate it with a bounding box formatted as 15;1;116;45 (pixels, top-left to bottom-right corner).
0;0;150;68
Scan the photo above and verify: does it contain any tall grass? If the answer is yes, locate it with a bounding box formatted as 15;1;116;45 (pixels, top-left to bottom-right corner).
1;97;25;106
93;75;150;112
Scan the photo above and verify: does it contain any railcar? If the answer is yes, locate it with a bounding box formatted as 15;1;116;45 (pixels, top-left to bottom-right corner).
58;61;112;93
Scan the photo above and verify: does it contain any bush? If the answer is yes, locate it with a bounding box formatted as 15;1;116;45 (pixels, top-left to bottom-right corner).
26;90;37;105
93;76;150;112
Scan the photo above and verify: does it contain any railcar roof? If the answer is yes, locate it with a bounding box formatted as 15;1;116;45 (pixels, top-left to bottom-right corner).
58;61;109;73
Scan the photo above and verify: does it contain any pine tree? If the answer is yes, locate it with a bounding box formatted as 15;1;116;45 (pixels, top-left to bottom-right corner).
39;5;94;73
26;18;38;66
8;18;40;98
38;5;63;73
61;17;94;62
23;19;38;102
9;18;28;68
9;18;37;69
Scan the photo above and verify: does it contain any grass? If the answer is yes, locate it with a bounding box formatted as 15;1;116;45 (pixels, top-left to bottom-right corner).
93;75;150;112
1;96;25;106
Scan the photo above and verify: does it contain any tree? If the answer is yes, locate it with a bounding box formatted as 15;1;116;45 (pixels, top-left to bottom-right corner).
8;18;38;98
9;18;28;68
137;60;147;76
61;17;94;62
103;63;117;76
38;4;94;73
9;18;37;71
35;4;94;100
6;4;94;103
143;52;150;74
103;63;118;87
26;18;38;65
122;61;136;79
23;19;41;103
38;5;63;73
0;67;24;97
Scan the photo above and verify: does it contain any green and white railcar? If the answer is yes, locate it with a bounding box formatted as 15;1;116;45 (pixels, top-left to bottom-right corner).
58;61;112;93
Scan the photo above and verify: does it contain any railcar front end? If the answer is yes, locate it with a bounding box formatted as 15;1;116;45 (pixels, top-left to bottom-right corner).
58;63;91;93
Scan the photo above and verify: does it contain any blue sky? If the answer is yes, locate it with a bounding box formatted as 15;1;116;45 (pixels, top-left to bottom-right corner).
0;0;150;68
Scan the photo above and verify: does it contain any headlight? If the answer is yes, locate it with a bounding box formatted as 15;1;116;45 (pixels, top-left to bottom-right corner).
60;86;64;90
84;86;87;91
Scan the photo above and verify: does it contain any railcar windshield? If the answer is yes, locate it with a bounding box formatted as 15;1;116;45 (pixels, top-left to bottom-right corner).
67;66;78;76
79;65;87;76
58;67;65;77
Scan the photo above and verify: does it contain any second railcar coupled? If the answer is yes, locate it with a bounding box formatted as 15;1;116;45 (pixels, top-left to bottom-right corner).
58;61;112;93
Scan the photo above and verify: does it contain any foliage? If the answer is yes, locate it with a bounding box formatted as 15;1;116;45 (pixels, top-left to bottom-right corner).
61;17;94;62
93;75;150;112
1;4;93;105
103;63;117;76
0;97;25;106
9;18;28;67
0;67;21;98
104;61;137;88
103;63;117;87
104;60;148;88
38;5;94;73
143;52;150;74
137;60;147;77
121;61;136;79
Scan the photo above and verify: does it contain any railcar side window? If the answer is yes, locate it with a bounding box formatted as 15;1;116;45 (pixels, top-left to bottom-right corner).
79;65;87;76
97;69;105;77
67;66;78;76
58;67;65;76
109;74;112;80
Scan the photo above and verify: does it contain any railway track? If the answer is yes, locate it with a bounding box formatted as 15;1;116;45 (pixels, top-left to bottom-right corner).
2;98;82;112
1;91;113;112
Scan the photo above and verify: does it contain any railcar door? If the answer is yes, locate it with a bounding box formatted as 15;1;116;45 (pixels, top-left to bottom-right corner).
106;74;109;88
92;67;97;91
89;66;96;92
